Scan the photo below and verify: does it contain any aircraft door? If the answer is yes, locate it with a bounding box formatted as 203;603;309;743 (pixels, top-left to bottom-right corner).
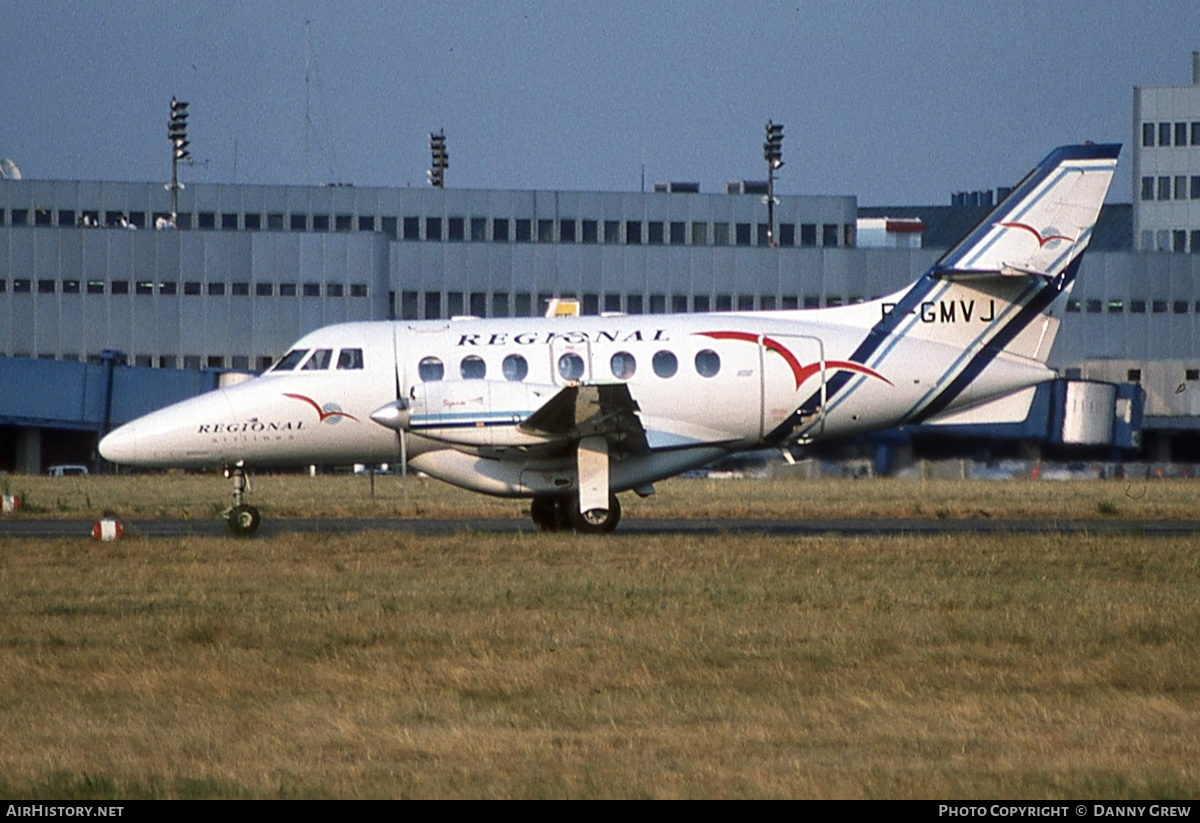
549;335;592;386
759;333;826;439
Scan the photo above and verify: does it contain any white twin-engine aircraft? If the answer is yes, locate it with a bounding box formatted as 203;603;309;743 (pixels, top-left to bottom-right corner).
100;143;1120;535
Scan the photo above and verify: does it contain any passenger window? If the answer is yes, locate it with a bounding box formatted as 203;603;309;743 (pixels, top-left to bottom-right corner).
695;349;721;378
337;348;364;370
460;355;486;379
502;354;528;382
558;352;585;382
418;356;445;382
610;351;636;380
272;349;309;372
302;349;332;370
652;350;678;378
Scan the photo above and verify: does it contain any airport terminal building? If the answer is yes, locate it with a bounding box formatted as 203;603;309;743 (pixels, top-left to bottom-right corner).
3;56;1200;473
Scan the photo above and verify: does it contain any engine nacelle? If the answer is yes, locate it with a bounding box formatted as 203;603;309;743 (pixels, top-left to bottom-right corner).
399;380;563;449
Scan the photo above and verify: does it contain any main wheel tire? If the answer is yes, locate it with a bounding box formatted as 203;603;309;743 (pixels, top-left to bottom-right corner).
227;504;262;537
569;493;621;533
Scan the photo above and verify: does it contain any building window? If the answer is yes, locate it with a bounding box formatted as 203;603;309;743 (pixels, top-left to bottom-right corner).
87;280;104;294
1158;177;1171;200
822;224;839;247
716;294;732;311
537;219;554;242
207;356;225;369
1107;300;1124;314
604;220;620;243
12;278;31;293
581;220;598;243
446;292;464;317
669;221;685;244
1130;300;1146;314
1192;122;1200;146
291;214;308;231
159;282;177;296
735;223;751;246
761;295;776;310
208;282;226;296
400;291;418;319
1065;299;1081;313
493;218;509;242
470;217;487;241
604;294;621;313
1191;177;1200;200
1192;230;1200;254
800;224;817;247
183;281;201;296
1128;368;1141;383
514;293;532;317
232;282;250;296
1085;299;1101;313
756;223;769;246
781;295;798;309
381;216;397;238
62;279;80;294
627;294;643;314
713;222;729;246
1153;300;1167;314
198;212;216;229
351;283;368;298
313;214;330;231
694;294;710;312
468;292;486;316
671;294;688;313
424;292;442;319
38;279;56;294
1141;177;1155;201
515;219;531;242
1143;122;1155;147
778;223;795;246
492;292;509;317
626;221;642;244
425;217;441;240
649;294;666;313
691;222;707;245
221;213;238;230
1175;231;1188;253
244;213;261;231
448;216;464;241
335;214;352;231
1176;177;1189;200
268;213;284;230
256;283;273;297
358;215;375;232
1159;122;1172;147
738;295;755;311
58;210;76;227
1174;300;1189;314
647;222;664;245
403;216;420;239
1176;122;1188;147
303;283;321;297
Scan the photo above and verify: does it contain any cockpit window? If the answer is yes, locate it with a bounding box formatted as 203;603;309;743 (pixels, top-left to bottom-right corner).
272;349;309;372
418;356;445;382
337;348;364;370
301;349;333;370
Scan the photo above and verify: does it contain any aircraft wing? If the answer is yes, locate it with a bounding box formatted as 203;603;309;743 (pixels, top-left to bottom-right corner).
519;383;651;456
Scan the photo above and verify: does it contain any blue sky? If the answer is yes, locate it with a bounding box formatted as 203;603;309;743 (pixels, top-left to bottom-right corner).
2;1;1198;204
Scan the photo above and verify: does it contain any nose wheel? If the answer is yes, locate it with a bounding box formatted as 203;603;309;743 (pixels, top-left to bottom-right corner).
223;464;261;537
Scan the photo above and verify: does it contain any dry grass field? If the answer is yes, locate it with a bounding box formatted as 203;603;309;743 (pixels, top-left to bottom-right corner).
1;522;1199;798
3;470;1200;522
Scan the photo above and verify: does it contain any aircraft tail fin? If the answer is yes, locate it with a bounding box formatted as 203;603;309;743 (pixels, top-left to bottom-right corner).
933;143;1120;282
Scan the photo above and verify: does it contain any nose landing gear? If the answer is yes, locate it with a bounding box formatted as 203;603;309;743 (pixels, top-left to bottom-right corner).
224;464;261;537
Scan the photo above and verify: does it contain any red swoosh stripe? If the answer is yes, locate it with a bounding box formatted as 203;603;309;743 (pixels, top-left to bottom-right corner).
997;222;1073;248
284;393;361;423
698;331;891;389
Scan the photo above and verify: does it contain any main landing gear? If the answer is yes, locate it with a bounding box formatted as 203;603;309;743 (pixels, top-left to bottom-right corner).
224;464;261;538
530;493;622;533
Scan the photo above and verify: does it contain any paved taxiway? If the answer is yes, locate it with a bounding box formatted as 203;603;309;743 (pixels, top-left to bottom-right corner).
3;517;1199;539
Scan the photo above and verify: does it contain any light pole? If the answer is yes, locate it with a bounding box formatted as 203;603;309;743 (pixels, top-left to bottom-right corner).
764;120;784;246
168;98;190;225
428;130;447;188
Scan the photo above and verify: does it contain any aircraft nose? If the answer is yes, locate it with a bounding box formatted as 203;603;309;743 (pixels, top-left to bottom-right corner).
99;422;140;464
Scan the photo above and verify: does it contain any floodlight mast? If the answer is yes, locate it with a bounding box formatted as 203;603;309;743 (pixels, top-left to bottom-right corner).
428;129;448;188
168;98;191;226
763;120;784;247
